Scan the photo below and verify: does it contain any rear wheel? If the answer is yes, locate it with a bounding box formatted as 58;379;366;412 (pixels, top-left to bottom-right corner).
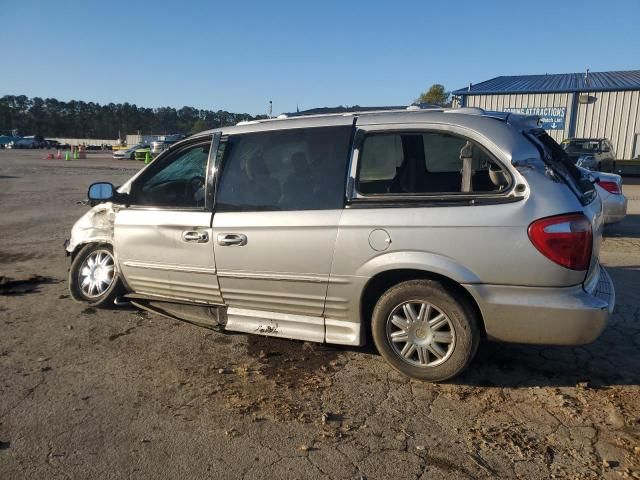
371;279;480;382
69;243;124;307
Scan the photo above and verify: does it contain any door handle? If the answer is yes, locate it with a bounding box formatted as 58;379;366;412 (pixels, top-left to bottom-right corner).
182;231;209;243
217;233;247;246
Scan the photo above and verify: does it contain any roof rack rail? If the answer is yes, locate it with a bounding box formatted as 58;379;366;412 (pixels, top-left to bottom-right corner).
445;107;486;115
234;105;452;126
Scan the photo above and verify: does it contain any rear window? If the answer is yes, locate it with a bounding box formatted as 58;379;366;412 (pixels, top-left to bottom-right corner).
357;131;510;195
528;130;596;205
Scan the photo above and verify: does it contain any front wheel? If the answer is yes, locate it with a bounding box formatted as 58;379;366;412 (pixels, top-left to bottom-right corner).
371;280;480;382
69;243;124;307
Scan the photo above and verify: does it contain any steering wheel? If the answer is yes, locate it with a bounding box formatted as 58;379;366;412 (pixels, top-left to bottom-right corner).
186;176;206;202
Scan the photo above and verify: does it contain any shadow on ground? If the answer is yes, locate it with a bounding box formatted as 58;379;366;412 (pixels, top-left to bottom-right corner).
0;275;59;296
605;214;640;239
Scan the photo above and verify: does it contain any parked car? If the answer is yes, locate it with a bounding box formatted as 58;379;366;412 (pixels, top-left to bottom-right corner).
65;108;614;382
6;137;37;149
562;138;617;172
112;144;147;160
45;139;62;149
152;134;185;155
25;135;47;148
134;146;152;161
578;167;627;224
0;135;17;148
151;140;171;155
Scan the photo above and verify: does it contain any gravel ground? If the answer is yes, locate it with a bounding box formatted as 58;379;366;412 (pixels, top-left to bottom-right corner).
0;149;639;479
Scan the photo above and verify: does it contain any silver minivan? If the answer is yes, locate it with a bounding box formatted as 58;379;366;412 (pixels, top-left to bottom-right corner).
65;108;615;381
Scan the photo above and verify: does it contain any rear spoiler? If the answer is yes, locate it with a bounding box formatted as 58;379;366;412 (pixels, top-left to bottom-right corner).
446;108;541;130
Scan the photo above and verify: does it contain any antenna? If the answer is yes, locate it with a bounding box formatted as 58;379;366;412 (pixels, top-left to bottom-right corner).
268;100;273;118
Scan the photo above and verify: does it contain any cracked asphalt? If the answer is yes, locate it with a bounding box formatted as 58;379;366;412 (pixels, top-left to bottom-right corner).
1;149;639;479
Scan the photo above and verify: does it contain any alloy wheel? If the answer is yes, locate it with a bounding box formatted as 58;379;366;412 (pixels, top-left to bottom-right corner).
386;300;456;367
78;249;115;298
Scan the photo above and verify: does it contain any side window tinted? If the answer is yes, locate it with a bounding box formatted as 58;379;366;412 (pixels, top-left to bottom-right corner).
132;143;209;207
358;134;403;181
357;132;508;195
216;126;352;211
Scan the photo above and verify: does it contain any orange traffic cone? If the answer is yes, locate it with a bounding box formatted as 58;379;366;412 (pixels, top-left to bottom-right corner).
46;153;54;159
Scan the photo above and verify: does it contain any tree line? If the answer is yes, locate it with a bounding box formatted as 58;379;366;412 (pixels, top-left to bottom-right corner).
0;86;449;139
0;95;266;139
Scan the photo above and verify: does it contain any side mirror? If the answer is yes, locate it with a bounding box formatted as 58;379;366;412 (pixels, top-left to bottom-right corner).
87;182;115;203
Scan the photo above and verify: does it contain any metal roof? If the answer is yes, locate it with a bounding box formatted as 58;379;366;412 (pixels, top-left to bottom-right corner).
452;70;640;95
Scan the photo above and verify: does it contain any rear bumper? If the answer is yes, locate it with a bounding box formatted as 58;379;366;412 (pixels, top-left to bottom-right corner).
603;193;627;224
464;266;614;345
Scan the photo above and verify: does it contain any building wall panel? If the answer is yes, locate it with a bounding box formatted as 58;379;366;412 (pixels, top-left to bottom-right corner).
464;93;572;142
574;90;640;159
461;89;640;159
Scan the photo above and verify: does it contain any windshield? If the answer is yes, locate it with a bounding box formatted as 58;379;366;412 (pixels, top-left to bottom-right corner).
563;139;601;154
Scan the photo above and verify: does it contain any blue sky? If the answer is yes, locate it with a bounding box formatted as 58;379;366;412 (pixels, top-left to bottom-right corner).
2;0;639;115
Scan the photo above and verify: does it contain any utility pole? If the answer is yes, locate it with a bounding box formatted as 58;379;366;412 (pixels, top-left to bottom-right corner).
268;100;272;118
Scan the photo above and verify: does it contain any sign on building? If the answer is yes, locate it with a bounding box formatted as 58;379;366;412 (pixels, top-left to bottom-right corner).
503;106;567;130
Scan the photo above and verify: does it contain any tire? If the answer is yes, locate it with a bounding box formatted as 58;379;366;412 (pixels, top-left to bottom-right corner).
69;243;124;308
371;279;480;382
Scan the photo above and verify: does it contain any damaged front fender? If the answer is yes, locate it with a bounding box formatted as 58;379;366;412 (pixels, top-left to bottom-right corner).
66;202;116;257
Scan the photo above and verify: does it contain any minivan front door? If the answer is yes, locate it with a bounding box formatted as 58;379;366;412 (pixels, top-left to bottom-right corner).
211;125;353;341
114;136;223;305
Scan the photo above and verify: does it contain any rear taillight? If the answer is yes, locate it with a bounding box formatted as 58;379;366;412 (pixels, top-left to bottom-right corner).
528;213;592;271
596;179;621;194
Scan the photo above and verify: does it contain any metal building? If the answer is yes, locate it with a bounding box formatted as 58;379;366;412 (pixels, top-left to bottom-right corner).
452;70;640;161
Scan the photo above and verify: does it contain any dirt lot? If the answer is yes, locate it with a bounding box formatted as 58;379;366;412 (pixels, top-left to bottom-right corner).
0;149;639;479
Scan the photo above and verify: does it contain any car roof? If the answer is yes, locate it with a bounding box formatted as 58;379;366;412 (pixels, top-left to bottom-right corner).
191;107;540;138
183;107;544;163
